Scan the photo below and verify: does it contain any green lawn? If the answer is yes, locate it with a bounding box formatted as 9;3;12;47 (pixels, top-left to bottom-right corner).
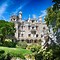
0;46;32;59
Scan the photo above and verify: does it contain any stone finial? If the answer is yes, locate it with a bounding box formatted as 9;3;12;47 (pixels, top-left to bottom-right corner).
39;16;42;22
19;11;22;14
28;14;30;20
19;11;22;20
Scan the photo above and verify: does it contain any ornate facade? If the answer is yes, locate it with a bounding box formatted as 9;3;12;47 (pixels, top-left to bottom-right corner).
10;11;48;43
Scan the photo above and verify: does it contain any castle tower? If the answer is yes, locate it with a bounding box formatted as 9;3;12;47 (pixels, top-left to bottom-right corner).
10;15;18;22
15;22;19;40
10;15;19;40
19;11;22;20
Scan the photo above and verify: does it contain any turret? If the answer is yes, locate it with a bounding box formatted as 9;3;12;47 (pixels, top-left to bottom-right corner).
19;11;22;20
10;15;19;40
10;15;18;22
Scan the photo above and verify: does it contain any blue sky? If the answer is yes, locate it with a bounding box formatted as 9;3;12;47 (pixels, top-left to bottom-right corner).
0;0;53;21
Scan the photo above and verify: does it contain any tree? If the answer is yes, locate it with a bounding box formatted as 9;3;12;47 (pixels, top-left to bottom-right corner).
45;7;57;28
34;44;60;60
52;0;60;11
32;0;60;60
56;11;60;28
49;0;60;29
45;2;60;44
0;20;15;43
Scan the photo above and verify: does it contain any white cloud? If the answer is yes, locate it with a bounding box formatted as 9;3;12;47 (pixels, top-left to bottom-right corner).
0;0;11;16
0;0;11;20
0;2;8;16
33;14;36;18
40;10;47;17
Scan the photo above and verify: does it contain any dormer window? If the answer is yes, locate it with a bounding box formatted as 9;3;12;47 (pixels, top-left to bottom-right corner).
32;20;34;23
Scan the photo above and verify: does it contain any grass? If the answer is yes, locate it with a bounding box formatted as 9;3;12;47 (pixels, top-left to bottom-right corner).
0;46;32;59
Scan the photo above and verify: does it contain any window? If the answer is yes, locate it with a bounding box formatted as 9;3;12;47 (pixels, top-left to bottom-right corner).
13;18;15;21
43;27;45;30
18;33;20;37
21;34;23;37
36;34;38;37
34;40;37;43
26;39;29;43
28;34;31;37
32;20;34;23
28;25;30;30
21;26;23;29
18;25;20;29
21;39;24;42
41;34;43;37
31;30;36;34
36;26;38;30
11;19;12;21
32;26;34;29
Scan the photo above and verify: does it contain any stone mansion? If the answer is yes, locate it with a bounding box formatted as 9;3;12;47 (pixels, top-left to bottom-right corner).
10;11;48;43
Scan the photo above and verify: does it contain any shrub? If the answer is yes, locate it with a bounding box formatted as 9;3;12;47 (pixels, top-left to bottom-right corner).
0;42;3;46
0;50;5;60
5;53;12;60
34;45;60;60
0;49;5;53
3;39;16;47
0;50;12;60
26;44;41;52
16;41;27;49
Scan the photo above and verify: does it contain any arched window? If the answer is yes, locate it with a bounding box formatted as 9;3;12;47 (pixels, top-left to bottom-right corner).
36;34;38;37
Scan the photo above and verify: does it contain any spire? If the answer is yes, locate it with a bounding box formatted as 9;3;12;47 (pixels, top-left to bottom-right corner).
39;16;42;22
19;11;22;14
28;14;31;22
28;14;30;20
19;11;22;20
